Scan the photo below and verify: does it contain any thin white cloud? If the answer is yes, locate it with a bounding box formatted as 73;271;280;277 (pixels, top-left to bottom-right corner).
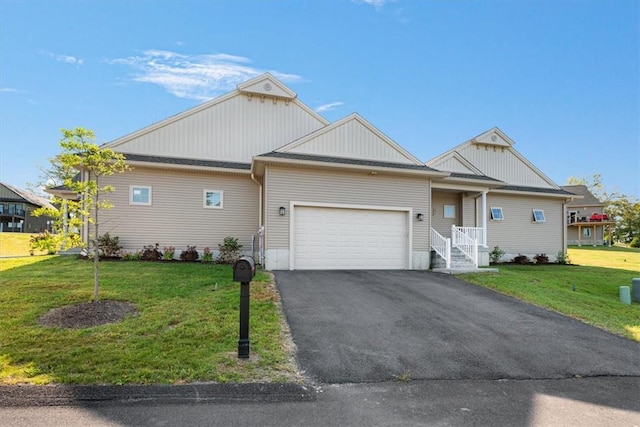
352;0;393;10
43;51;84;66
0;87;18;93
315;102;344;113
106;50;302;101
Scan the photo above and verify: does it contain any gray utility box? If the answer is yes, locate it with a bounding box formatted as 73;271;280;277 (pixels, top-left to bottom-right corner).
632;278;640;303
233;257;256;282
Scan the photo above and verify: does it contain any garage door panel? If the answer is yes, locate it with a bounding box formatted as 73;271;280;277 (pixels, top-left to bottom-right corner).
293;206;408;270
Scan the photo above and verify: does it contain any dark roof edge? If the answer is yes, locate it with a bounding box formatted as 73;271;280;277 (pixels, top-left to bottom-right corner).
256;151;441;172
122;153;251;170
494;185;576;196
447;172;503;183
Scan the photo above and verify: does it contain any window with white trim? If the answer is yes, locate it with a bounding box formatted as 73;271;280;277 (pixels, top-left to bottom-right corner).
444;205;456;219
532;209;546;223
490;207;504;221
203;190;223;209
130;185;152;205
583;228;591;237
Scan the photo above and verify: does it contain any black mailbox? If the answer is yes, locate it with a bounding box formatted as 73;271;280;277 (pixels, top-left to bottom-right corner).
233;257;255;282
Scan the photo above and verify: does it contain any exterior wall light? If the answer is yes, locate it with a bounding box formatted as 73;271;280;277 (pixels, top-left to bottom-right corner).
416;213;424;221
279;206;286;216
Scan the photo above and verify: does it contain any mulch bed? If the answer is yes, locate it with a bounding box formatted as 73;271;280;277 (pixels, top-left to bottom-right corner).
38;300;139;329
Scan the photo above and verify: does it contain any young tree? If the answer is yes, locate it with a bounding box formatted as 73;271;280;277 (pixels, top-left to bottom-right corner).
608;196;640;244
34;128;129;301
566;173;618;203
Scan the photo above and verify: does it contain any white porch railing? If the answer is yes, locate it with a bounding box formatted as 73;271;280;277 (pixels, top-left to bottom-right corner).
451;225;479;268
453;226;486;248
430;228;451;269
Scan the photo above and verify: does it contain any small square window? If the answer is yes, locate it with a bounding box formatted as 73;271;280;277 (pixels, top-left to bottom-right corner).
444;205;456;219
490;207;504;221
130;185;151;205
204;190;223;209
532;209;546;223
583;228;591;237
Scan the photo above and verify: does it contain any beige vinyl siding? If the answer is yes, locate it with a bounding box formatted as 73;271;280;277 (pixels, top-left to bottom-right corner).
431;191;459;236
434;157;477;174
96;168;259;252
110;95;325;163
264;166;430;251
457;145;554;189
286;118;415;164
462;195;477;227
486;194;564;256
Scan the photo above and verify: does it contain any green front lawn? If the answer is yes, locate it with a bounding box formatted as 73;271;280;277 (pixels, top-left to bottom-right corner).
0;256;297;385
2;246;638;386
568;244;640;270
0;232;48;257
461;246;640;341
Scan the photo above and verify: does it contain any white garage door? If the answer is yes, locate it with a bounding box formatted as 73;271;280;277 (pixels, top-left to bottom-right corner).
293;206;408;270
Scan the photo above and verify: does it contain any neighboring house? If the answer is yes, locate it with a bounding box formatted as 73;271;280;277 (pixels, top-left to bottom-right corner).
561;184;614;246
0;182;56;233
84;73;576;270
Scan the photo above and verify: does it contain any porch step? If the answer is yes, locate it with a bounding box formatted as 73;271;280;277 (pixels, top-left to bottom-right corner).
431;247;477;270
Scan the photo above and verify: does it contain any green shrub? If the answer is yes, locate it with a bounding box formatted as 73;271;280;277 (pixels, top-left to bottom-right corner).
555;251;570;264
29;231;59;255
630;237;640;248
180;245;199;262
489;246;505;264
121;250;142;261
217;236;243;264
164;246;176;260
202;247;214;263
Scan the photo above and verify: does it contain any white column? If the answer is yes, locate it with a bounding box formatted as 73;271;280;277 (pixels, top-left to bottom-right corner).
481;191;488;247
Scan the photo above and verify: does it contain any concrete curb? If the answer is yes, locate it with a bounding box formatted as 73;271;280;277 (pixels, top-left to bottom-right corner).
0;383;317;407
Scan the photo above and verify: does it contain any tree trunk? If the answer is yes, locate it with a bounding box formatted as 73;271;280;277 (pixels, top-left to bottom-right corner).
92;187;100;302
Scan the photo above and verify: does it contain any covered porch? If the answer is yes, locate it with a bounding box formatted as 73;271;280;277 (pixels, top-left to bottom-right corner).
430;187;490;269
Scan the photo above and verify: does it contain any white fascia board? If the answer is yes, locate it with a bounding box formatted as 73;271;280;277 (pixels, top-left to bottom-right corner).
426;140;474;167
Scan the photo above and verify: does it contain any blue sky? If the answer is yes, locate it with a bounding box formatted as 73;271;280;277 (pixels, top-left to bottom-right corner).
1;0;638;197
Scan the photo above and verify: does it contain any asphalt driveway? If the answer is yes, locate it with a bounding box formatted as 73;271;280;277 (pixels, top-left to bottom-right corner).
274;270;640;384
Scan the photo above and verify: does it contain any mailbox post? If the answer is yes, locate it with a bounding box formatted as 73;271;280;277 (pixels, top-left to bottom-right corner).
232;257;255;359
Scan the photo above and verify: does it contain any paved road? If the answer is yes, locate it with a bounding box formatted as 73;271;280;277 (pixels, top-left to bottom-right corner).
274;270;640;384
2;377;639;426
